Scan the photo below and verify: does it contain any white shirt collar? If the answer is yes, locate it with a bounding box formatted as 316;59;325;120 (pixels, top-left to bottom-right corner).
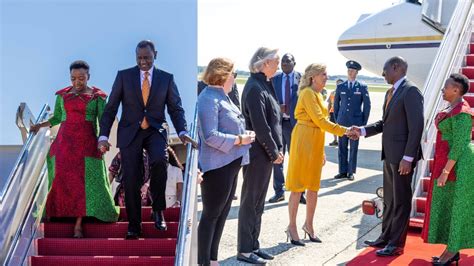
393;76;406;91
140;66;154;86
348;79;356;87
140;66;154;79
283;71;294;79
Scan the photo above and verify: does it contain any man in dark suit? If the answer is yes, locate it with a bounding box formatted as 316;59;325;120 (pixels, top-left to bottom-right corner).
268;53;305;204
98;40;188;239
350;56;424;256
334;60;371;181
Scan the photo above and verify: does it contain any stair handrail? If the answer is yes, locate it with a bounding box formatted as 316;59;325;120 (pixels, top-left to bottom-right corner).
175;103;199;266
0;103;51;263
0;104;49;204
412;0;473;216
3;165;49;266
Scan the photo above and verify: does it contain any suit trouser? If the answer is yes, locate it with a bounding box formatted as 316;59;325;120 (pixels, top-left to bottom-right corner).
272;119;292;196
380;160;414;248
338;135;359;174
198;157;242;264
120;127;168;233
238;145;273;253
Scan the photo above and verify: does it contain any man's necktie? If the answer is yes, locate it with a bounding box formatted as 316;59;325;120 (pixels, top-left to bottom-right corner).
285;74;291;115
349;82;353;91
141;72;150;129
385;87;394;111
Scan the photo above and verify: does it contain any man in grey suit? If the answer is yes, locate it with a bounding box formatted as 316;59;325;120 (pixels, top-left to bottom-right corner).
349;56;424;257
268;53;305;204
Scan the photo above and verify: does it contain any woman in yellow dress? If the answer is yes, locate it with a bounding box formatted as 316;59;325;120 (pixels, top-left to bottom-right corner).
285;63;348;245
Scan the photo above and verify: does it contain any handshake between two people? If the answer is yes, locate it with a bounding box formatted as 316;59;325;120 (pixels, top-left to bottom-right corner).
344;126;362;140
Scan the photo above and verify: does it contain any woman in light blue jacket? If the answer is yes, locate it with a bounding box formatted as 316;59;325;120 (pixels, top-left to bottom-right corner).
197;58;255;266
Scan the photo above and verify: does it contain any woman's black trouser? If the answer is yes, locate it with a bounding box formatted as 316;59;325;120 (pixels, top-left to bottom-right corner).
237;146;273;253
198;157;242;265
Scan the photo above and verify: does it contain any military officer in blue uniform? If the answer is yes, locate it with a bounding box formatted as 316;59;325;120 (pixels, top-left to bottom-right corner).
334;60;371;181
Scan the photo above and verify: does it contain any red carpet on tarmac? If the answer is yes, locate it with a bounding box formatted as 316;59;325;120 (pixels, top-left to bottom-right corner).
348;232;474;265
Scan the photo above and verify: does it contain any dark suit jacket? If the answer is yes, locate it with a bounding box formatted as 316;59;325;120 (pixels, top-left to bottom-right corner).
100;66;187;148
365;79;424;164
197;80;240;109
334;80;371;126
241;72;283;161
272;71;301;127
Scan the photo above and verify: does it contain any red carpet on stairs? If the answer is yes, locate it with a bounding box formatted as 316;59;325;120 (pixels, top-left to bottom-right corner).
30;207;180;266
348;232;474;265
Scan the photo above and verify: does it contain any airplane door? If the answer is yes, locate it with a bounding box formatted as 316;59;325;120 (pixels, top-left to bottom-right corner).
422;0;458;32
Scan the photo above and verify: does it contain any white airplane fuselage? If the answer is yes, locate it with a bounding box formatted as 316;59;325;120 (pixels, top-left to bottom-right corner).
337;2;443;87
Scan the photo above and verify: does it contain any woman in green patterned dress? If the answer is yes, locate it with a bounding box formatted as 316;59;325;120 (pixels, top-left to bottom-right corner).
422;73;474;265
31;60;119;238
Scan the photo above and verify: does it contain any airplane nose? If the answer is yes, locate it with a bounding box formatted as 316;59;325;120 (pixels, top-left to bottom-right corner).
337;15;378;76
337;17;376;53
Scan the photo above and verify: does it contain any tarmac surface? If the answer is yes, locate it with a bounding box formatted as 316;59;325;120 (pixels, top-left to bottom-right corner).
196;90;388;265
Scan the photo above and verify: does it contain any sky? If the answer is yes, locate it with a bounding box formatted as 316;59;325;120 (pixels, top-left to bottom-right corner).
198;0;399;76
0;0;197;145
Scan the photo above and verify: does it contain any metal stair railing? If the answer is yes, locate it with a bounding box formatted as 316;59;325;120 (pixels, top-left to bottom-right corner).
174;103;199;266
411;0;474;217
1;103;51;264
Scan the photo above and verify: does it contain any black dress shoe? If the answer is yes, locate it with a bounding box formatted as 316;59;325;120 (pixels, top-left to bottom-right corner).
125;231;140;240
236;253;267;264
253;249;274;260
334;173;347;179
364;238;387;248
432;252;460;265
299;194;306;205
329;140;338;146
153;211;167;231
268;194;284;203
375;245;403;257
347;174;355;181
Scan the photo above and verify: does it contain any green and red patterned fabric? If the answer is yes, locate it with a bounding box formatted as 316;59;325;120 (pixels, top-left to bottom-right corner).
46;86;119;222
423;100;474;252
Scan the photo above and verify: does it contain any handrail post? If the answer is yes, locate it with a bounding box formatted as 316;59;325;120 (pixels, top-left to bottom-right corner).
175;104;199;266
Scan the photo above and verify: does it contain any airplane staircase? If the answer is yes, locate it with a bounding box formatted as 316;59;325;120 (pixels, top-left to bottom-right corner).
409;1;474;228
2;104;200;265
29;207;180;265
410;73;474;228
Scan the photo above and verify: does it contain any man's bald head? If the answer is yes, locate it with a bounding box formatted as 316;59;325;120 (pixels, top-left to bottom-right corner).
382;56;408;85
